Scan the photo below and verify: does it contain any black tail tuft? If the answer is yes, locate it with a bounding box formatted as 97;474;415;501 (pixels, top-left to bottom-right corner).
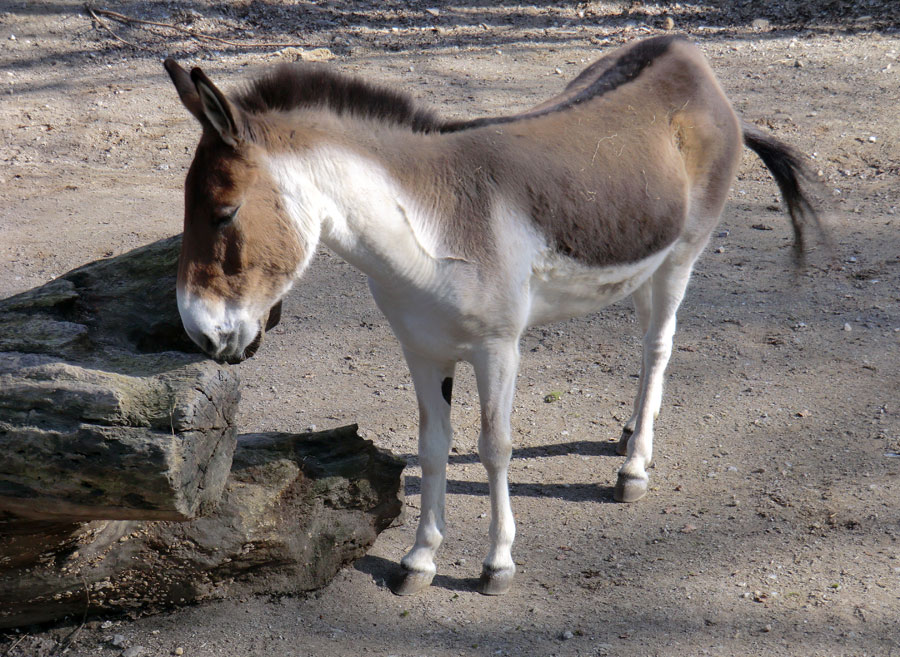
742;121;829;261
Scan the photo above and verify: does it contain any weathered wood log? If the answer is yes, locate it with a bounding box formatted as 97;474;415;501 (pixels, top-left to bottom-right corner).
0;236;405;628
0;236;238;521
0;425;405;629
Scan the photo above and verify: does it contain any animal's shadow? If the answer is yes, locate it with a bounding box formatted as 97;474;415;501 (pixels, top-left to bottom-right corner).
354;439;620;593
353;554;481;594
399;438;621;505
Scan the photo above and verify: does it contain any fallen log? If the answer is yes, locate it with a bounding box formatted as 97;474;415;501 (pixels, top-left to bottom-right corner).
0;425;404;628
0;236;405;628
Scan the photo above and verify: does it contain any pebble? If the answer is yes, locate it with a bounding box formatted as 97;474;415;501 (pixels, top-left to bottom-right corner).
662;17;675;30
868;135;878;143
101;620;114;629
843;323;852;332
560;630;575;640
174;648;185;656
122;647;147;657
752;18;770;30
110;635;127;648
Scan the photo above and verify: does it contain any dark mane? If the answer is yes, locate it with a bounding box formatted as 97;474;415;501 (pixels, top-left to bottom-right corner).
233;64;447;134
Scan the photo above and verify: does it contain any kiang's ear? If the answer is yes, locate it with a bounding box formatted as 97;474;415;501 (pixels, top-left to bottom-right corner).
190;66;243;147
164;58;205;123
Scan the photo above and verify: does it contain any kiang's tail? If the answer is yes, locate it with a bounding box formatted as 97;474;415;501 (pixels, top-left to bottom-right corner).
741;121;829;260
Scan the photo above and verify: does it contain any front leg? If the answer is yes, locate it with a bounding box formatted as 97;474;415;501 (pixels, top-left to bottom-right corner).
392;349;456;596
472;342;520;595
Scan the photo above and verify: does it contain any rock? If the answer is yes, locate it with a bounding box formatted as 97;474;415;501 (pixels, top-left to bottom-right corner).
0;237;404;629
662;16;675;30
0;425;404;628
752;18;771;30
122;647;146;657
277;47;335;62
0;236;237;522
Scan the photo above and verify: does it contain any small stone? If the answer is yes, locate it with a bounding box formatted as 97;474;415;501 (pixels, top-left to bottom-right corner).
843;323;852;332
752;18;770;30
715;246;725;254
110;635;127;648
122;647;147;657
101;620;114;629
868;135;878;143
9;34;16;41
560;630;575;640
425;7;440;16
662;16;675;30
174;648;185;656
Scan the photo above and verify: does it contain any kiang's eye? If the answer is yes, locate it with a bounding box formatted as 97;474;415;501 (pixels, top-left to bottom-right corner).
213;205;240;228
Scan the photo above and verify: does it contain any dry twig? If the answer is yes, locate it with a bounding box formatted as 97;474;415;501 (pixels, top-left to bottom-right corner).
3;635;27;657
85;5;144;49
85;5;313;49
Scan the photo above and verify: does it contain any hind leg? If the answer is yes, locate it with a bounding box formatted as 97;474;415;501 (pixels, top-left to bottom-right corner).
392;349;456;595
614;247;699;503
618;279;653;457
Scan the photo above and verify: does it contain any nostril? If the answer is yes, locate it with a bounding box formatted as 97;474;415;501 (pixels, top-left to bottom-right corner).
198;332;217;355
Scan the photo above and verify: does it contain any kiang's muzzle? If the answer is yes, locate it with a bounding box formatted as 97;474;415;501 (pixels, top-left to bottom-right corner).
229;299;283;363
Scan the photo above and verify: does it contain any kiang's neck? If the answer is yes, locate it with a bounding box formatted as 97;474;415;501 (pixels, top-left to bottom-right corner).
266;127;442;289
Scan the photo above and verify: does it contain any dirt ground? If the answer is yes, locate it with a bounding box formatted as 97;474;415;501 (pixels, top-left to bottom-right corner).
2;2;899;656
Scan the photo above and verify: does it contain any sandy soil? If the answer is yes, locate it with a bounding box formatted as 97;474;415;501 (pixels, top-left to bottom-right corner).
1;2;899;656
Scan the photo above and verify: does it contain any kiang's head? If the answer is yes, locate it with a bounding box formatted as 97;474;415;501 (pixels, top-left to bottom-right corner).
165;59;304;363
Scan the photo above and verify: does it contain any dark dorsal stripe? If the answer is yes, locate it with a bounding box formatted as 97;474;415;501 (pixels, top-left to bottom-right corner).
441;35;683;133
231;36;681;136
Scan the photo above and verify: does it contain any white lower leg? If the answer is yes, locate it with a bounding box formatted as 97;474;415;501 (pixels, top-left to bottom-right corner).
394;352;454;594
622;282;653;442
616;259;694;502
473;343;519;594
481;438;516;574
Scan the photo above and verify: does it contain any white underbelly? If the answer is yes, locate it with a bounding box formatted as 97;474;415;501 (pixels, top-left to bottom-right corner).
526;246;672;326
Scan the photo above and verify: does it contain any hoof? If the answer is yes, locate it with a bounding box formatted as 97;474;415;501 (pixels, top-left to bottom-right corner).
477;566;515;596
616;427;632;456
390;566;434;596
614;472;648;503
